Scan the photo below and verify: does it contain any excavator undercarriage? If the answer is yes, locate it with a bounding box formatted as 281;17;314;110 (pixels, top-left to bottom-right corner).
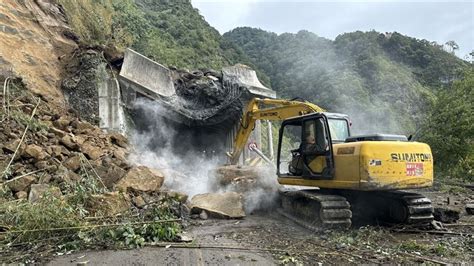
278;188;434;230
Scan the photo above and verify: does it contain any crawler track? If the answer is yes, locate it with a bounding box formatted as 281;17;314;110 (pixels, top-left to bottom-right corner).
279;189;433;229
379;190;434;224
338;190;434;225
279;189;352;230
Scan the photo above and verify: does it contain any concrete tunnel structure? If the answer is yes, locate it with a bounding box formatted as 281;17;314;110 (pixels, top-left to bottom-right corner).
99;49;276;165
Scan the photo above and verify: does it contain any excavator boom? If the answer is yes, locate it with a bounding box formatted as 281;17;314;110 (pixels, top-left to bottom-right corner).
229;98;325;164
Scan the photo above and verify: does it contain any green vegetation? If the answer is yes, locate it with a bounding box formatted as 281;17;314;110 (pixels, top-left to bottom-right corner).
57;0;264;74
224;28;470;135
0;192;182;262
419;70;474;181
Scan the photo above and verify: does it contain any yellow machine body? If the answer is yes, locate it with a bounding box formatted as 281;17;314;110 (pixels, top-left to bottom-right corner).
228;97;434;192
278;141;433;191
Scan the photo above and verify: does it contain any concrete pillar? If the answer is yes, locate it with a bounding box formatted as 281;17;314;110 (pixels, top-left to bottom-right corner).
98;76;126;133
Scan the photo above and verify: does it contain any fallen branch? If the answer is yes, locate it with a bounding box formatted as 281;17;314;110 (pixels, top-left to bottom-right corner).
80;153;106;189
402;252;449;265
3;168;50;185
0;219;181;235
392;229;471;237
1;97;41;180
443;223;474;227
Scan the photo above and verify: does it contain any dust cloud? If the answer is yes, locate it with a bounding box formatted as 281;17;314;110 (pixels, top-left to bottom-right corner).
128;98;219;197
128;98;280;212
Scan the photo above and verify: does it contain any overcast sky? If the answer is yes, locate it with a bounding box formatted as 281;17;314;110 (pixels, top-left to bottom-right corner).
191;0;474;58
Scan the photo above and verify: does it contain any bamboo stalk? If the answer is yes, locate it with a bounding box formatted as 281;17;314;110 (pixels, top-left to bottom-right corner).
0;219;181;235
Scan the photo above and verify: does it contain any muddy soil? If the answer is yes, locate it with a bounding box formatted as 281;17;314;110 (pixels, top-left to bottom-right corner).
48;188;473;265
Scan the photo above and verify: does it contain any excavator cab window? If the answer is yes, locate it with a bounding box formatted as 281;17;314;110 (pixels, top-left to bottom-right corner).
278;114;335;179
277;121;303;176
301;117;334;179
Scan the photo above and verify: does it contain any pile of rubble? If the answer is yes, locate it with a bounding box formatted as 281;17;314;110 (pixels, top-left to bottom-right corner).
0;80;173;216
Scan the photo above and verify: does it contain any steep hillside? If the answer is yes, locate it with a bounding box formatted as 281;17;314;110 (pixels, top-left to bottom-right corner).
0;1;77;107
57;0;263;75
223;27;470;134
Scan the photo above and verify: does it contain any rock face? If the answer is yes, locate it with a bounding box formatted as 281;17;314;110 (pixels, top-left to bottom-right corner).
86;192;131;216
190;192;245;219
115;166;164;193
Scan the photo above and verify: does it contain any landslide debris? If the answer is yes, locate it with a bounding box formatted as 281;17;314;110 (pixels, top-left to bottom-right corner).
0;78;184;263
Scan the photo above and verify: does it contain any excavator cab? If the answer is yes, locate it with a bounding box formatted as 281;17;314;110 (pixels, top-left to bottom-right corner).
278;113;350;180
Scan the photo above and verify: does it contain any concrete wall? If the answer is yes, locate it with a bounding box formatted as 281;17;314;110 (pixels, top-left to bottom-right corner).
119;49;175;100
98;76;126;133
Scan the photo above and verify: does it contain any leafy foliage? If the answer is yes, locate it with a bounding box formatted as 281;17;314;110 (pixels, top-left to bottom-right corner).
58;0;266;76
224;28;470;135
419;70;474;181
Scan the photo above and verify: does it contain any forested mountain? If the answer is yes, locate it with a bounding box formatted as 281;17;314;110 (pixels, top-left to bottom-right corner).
223;28;470;134
58;0;255;71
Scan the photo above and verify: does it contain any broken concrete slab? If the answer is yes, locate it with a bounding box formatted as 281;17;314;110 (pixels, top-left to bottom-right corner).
190;192;245;219
222;64;276;98
119;49;176;99
115;166;164;193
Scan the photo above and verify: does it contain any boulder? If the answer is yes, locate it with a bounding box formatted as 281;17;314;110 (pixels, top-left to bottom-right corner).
60;135;77;150
190;192;245;219
132;195;146;208
86;192;130;216
109;133;128;148
15;191;28;199
63;155;81;171
81;141;103;160
50;145;63;157
7;175;36;192
28;184;62;202
23;144;48;161
53;117;71;130
115;166;164;193
93;162;126;189
3;139;23;153
71;120;95;133
434;207;460;223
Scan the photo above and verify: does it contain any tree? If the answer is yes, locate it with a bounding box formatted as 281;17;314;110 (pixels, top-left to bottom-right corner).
419;70;474;181
445;40;459;54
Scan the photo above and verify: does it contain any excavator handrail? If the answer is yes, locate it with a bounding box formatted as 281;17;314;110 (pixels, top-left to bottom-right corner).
228;97;326;165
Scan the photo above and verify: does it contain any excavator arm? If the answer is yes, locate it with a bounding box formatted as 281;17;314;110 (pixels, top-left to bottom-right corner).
228;98;325;165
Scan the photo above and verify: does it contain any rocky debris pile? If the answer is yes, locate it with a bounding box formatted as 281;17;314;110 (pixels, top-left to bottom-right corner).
0;79;170;214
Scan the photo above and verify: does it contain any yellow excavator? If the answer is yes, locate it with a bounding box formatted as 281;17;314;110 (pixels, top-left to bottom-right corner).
228;98;434;228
